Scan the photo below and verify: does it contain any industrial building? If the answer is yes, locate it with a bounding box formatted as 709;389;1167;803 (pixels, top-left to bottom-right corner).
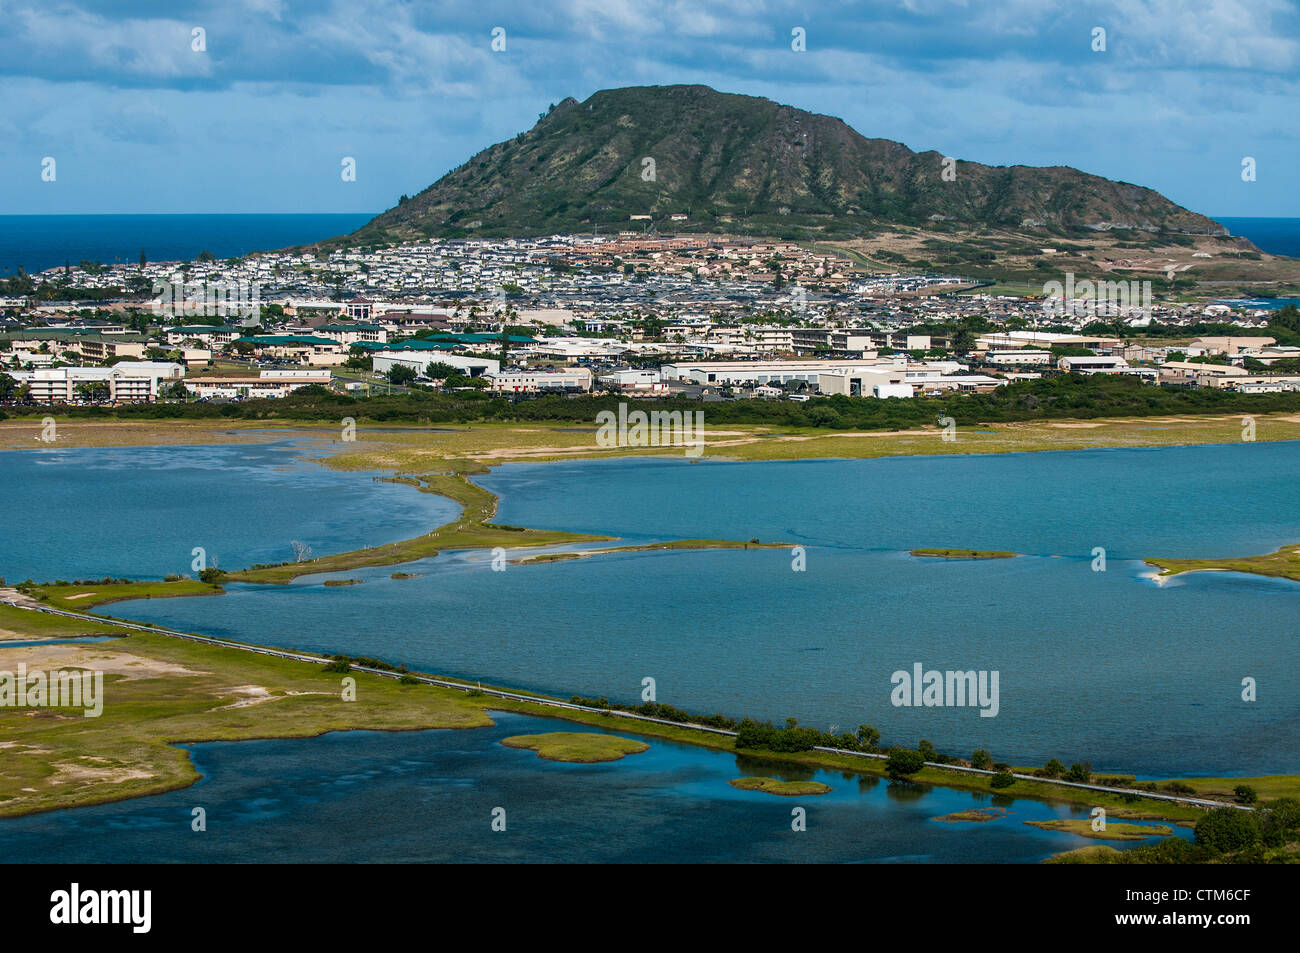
370;350;499;378
660;359;894;387
487;369;592;393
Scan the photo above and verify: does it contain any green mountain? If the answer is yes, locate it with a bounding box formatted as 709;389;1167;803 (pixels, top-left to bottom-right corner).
339;84;1225;245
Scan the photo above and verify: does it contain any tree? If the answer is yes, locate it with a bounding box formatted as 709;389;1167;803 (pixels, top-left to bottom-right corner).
989;771;1015;789
856;724;880;750
952;327;976;355
73;380;110;403
1260;797;1300;846
886;748;925;781
386;364;417;385
1064;761;1092;784
1233;784;1258;805
971;749;993;771
1041;758;1066;778
290;540;313;563
1194;808;1260;853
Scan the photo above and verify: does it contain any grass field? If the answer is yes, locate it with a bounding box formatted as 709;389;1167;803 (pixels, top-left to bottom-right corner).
7;413;1300;471
499;732;649;763
0;604;133;641
0;629;491;818
28;580;222;611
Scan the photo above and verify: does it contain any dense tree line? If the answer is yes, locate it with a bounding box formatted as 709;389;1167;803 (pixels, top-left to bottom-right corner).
10;374;1300;427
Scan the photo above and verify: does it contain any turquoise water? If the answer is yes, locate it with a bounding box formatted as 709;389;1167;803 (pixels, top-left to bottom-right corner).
86;441;1300;778
0;713;1181;863
0;441;457;582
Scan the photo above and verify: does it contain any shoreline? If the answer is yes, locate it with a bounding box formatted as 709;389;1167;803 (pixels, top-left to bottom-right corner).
1144;543;1300;584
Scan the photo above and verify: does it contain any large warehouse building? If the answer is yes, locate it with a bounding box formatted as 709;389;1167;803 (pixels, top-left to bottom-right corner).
370;350;500;378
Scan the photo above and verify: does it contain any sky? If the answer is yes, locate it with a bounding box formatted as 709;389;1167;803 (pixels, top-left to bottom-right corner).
1;0;1297;219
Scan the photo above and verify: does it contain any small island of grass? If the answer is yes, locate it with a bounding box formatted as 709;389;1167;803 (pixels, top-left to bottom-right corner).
1025;818;1173;841
1146;543;1300;583
728;777;831;796
933;807;1009;823
500;732;649;763
322;578;363;587
911;548;1020;560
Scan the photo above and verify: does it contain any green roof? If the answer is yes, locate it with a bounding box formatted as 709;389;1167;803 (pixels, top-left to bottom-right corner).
1;329;147;342
236;335;338;346
367;339;460;351
438;332;536;344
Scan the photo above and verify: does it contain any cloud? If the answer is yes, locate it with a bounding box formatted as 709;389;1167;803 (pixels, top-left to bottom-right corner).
0;0;1294;214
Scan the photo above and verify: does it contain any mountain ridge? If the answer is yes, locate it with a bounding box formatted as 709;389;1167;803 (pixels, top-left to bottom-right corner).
335;84;1225;246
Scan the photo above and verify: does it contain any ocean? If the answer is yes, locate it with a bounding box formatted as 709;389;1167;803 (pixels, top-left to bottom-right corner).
1216;217;1300;258
0;213;374;275
0;214;1295;276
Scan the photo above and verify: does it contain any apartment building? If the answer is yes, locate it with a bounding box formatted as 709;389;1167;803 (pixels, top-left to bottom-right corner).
10;362;183;404
184;369;332;399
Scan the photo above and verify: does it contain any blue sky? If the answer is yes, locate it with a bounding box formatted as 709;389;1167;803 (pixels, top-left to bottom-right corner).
2;0;1297;219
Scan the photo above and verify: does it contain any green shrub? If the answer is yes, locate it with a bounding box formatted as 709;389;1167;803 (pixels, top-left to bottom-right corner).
1194;808;1261;853
990;772;1015;789
886;748;925;780
1064;762;1092;784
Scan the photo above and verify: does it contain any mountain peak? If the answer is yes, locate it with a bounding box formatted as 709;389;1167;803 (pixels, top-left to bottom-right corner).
345;83;1223;245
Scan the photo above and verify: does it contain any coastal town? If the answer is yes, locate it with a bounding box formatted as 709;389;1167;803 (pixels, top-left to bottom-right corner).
3;234;1299;407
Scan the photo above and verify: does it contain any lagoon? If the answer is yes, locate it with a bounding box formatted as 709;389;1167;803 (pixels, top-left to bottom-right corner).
0;441;457;583
77;441;1300;779
0;713;1175;863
